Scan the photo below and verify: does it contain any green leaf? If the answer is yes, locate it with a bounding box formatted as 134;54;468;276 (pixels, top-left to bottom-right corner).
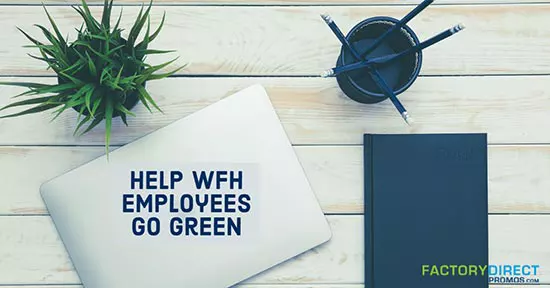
34;44;58;63
42;5;67;49
33;24;59;44
72;6;100;34
126;5;143;48
144;57;179;73
33;24;64;50
136;57;180;84
91;95;103;116
73;41;115;64
120;112;128;126
101;0;114;29
12;90;38;98
0;103;60;119
67;84;93;102
60;58;85;74
85;52;97;76
118;75;140;89
50;89;88;122
32;25;70;67
88;34;108;41
149;12;166;42
136;16;151;52
50;105;69;122
15;82;79;97
105;44;125;56
100;67;112;85
76;103;86;123
17;27;44;46
128;1;152;47
73;114;91;136
75;23;85;34
80;0;101;29
136;88;151;113
104;97;114;158
115;101;136;117
0;82;50;89
27;53;56;65
79;114;103;136
0;96;58;112
59;71;85;86
113;65;124;88
138;49;175;55
112;7;124;32
137;85;162;113
84;86;95;115
147;65;186;81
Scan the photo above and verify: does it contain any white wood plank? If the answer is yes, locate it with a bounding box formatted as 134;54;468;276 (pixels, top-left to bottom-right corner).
1;76;550;146
0;286;365;288
0;5;548;75
488;145;550;213
2;145;550;215
0;285;367;288
0;215;363;285
0;286;364;288
0;0;546;4
0;286;547;288
0;215;549;285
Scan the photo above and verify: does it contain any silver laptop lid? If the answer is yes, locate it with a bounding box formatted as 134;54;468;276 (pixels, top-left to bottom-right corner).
41;84;332;288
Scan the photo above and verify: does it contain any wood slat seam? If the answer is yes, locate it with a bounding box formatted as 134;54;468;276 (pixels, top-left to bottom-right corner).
3;143;550;148
8;284;550;286
0;6;547;76
0;2;550;6
0;215;549;285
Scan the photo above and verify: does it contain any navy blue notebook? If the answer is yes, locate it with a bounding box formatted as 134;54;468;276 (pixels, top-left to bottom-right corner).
364;134;488;288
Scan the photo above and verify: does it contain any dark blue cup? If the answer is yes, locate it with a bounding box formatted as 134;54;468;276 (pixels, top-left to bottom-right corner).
336;16;423;104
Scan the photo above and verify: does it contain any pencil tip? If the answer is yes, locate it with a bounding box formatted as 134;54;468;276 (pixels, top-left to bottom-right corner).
452;23;466;33
320;69;334;78
402;112;414;125
320;13;332;24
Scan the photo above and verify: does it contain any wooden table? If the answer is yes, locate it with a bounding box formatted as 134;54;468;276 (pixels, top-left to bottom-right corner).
0;0;549;287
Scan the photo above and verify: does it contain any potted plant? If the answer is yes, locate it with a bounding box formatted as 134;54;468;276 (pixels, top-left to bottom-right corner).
0;0;183;156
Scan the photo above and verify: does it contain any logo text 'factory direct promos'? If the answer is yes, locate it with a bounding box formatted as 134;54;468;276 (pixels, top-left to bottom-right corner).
421;264;540;284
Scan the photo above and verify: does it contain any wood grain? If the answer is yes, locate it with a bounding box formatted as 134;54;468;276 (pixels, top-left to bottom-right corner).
2;145;550;215
1;76;549;145
0;286;365;288
2;284;550;288
0;286;367;288
0;0;547;5
0;215;549;285
0;5;548;75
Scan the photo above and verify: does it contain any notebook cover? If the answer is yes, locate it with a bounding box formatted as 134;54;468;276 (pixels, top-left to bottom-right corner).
364;133;488;288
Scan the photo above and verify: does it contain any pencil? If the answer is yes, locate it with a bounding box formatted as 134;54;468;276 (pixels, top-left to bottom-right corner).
370;69;413;125
384;23;466;66
359;0;434;59
321;13;411;124
321;57;382;77
320;14;362;60
322;24;466;77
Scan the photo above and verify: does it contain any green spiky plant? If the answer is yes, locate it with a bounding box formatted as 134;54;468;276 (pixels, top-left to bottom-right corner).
0;0;183;156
